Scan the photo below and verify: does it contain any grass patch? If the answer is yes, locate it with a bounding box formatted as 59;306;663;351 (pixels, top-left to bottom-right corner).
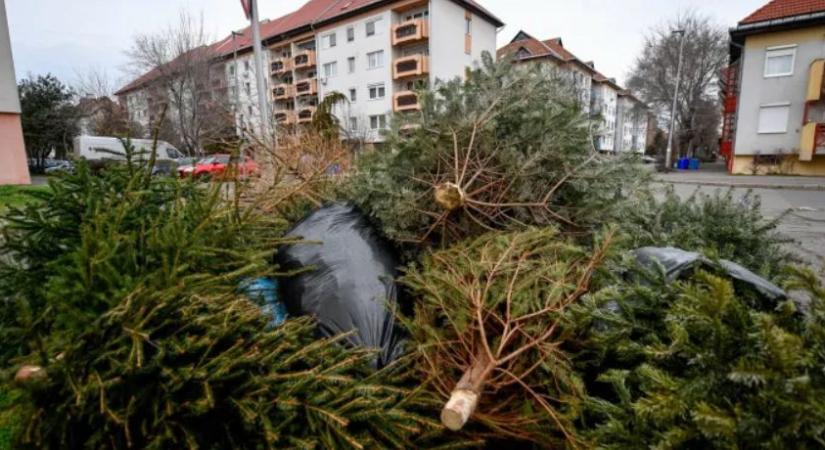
0;387;22;450
0;184;49;212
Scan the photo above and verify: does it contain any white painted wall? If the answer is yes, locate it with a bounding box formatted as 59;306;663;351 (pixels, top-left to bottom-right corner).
317;10;393;142
126;90;150;131
429;0;496;85
225;53;269;136
591;82;618;151
0;0;20;114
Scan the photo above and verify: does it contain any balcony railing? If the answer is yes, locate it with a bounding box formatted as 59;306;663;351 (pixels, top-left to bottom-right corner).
297;107;316;123
392;19;429;46
295;79;318;97
273;84;295;100
271;58;293;75
393;54;429;80
393;91;421;112
293;50;316;70
274;110;297;125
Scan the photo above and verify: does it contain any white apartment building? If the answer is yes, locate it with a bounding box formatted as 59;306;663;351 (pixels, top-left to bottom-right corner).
117;0;503;145
590;75;620;152
498;30;649;153
615;92;647;154
270;0;501;142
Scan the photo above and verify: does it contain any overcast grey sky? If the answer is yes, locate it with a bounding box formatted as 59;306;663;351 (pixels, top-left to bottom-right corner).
6;0;765;90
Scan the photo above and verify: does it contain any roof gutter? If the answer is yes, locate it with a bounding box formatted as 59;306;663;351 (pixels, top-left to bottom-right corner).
731;11;825;37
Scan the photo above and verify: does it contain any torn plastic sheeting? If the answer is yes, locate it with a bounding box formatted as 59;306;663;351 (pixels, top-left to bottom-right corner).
634;247;786;300
275;203;403;369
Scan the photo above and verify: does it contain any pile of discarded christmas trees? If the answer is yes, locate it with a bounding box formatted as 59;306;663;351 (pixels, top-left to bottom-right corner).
2;54;825;449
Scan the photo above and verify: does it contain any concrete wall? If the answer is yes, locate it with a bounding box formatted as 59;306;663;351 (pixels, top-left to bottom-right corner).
731;153;825;175
735;26;825;156
0;0;29;185
429;0;496;84
317;9;393;143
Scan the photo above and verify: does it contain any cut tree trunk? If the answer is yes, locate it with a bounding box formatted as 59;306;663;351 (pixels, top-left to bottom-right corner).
441;350;492;430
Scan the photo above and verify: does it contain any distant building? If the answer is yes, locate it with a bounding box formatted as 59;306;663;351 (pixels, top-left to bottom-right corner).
497;31;648;154
0;0;30;185
116;0;503;145
724;0;825;175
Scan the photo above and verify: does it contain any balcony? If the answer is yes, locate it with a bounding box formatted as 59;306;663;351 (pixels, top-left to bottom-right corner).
271;58;293;75
393;91;421;112
293;50;316;70
273;84;295;101
295;79;318;97
393;54;429;80
392;19;429;46
274;110;297;125
296;107;316;124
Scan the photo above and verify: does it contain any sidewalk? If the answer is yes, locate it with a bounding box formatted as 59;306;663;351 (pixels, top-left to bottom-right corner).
656;169;825;191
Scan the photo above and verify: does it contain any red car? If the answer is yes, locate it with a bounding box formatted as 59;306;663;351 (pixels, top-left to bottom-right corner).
178;154;260;179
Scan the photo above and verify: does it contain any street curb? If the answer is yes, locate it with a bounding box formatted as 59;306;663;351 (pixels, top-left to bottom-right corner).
655;179;825;191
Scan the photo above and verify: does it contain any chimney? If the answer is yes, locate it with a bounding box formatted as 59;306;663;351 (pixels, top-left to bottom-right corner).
584;61;595;68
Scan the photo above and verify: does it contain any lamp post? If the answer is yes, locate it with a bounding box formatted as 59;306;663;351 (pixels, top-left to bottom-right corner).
664;29;686;171
242;0;272;142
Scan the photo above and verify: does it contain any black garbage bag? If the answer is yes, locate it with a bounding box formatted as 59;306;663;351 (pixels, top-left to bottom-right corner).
275;203;403;368
634;247;786;301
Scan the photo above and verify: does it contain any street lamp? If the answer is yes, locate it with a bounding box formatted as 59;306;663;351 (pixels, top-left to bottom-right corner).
664;29;686;171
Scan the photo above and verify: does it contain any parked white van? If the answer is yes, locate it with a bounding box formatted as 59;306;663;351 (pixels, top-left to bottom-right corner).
73;136;183;162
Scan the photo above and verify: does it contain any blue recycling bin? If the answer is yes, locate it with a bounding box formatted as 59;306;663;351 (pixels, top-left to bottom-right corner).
677;158;689;170
689;158;700;170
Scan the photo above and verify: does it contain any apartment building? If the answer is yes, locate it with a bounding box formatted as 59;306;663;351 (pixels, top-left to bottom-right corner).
497;31;648;153
0;0;29;185
615;91;647;153
116;0;503;145
722;0;825;175
268;0;501;142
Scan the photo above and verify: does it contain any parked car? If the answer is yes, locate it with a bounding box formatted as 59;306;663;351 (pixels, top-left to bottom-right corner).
177;154;260;179
44;160;74;175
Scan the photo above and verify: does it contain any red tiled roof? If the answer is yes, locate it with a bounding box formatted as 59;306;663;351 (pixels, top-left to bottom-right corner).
497;31;597;75
740;0;825;24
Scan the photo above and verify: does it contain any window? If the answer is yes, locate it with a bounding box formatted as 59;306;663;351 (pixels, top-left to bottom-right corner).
465;16;472;34
367;50;384;69
349;117;358;131
323;61;338;78
405;10;429;20
348;56;356;73
368;83;386;100
347;26;355;42
349;88;357;102
244;60;251;71
229;64;235;76
369;114;387;129
366;17;381;37
322;32;337;49
245;82;251;96
757;103;790;134
764;45;796;77
248;105;253;116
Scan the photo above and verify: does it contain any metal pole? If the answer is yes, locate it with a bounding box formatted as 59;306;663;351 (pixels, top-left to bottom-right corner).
665;29;685;171
249;0;272;142
232;32;241;135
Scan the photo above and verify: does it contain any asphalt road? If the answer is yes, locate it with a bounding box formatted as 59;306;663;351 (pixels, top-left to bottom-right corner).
659;181;825;271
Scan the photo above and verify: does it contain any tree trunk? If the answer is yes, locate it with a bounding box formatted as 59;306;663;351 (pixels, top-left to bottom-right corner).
441;350;492;431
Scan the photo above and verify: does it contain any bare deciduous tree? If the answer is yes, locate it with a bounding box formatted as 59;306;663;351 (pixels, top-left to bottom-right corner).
127;11;235;155
627;10;728;160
